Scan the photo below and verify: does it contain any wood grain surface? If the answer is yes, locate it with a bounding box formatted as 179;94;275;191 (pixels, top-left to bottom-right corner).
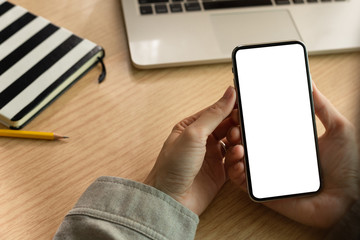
1;1;359;239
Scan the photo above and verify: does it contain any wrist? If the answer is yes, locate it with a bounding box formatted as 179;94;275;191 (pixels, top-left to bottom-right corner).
144;170;156;188
144;171;171;198
144;171;186;208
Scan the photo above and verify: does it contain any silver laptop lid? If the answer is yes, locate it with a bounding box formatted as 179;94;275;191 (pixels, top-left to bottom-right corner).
121;0;360;69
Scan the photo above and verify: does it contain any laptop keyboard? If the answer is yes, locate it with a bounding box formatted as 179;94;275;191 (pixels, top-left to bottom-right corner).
138;0;340;15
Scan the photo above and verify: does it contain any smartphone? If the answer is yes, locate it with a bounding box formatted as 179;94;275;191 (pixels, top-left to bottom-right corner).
232;41;321;202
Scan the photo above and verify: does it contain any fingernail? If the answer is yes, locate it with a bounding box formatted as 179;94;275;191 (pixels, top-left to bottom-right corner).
223;86;234;99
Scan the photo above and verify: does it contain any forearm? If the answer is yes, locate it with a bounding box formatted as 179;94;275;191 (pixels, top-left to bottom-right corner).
53;176;199;240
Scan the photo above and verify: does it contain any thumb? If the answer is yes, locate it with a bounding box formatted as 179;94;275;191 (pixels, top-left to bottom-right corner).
190;86;236;137
312;83;345;131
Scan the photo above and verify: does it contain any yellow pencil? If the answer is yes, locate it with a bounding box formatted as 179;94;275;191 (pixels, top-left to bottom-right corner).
0;129;68;140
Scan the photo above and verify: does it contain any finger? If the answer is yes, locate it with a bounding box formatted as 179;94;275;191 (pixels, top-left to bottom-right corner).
226;126;242;146
230;109;239;124
212;109;238;141
228;163;246;190
224;144;244;170
223;144;247;191
190;86;236;137
312;82;346;131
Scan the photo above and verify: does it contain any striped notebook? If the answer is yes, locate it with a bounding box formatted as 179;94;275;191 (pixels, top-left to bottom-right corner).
0;0;105;129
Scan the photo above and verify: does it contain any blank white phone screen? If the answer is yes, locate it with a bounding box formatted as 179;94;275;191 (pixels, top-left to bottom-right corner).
234;43;320;200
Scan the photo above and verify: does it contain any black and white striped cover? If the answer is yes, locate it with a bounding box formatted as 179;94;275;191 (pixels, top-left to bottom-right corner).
0;0;104;129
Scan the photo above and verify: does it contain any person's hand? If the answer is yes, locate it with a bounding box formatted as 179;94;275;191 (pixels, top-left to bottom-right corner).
225;83;360;228
144;86;237;215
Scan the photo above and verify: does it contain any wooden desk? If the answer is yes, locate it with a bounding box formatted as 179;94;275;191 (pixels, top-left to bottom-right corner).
1;1;359;239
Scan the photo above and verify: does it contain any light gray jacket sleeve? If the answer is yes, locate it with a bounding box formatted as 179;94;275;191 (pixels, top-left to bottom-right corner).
53;176;199;240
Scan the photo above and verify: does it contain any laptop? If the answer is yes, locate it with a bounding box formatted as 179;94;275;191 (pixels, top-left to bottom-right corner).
120;0;360;69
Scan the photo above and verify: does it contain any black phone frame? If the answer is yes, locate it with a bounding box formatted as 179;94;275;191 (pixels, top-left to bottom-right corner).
231;40;322;202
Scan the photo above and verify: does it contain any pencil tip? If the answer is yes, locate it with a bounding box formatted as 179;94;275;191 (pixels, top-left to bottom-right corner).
54;134;69;140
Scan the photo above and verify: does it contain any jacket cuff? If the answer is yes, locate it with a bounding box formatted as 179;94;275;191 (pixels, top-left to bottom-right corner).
67;176;199;239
